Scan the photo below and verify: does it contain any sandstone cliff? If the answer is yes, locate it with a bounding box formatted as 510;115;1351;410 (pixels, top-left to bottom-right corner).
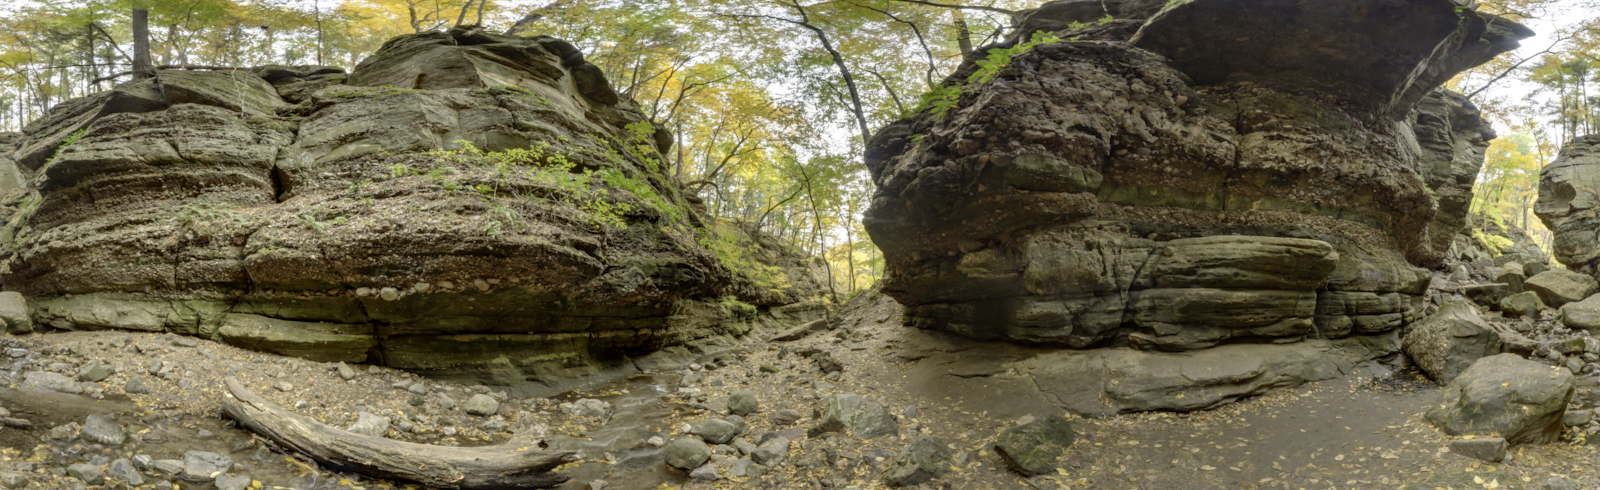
863;0;1529;411
0;28;826;390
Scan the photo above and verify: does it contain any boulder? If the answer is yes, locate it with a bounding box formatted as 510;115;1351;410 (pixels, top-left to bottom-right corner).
994;414;1078;476
80;414;126;446
66;463;104;485
1462;283;1511;308
22;371;80;394
1425;354;1573;444
1537;135;1600;276
1448;437;1507;462
0;293;31;334
1499;291;1545;320
1560;294;1600;332
664;438;711;470
750;436;790;466
727;390;758;416
884;436;952;487
463;394;498;416
809;394;898;439
1496;265;1527;293
1401;300;1501;384
1524;269;1599;308
696;419;738;445
181;450;233;482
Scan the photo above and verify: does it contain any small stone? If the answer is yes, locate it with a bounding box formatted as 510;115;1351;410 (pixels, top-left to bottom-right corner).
182;450;233;481
464;394;499;416
67;464;104;485
174;337;199;347
81;414;127;446
567;398;610;418
125;376;151;394
414;282;431;292
336;363;357;380
772;408;803;425
0;473;27;489
274;382;293;392
1565;410;1592;427
474;278;491;291
688;462;720;481
1448;437;1508;462
727;390;759;416
993;414;1077;476
347;412;391;438
214;474;252;490
408;382;427;394
1544;476;1580;490
151;460;184;475
435;394;458;410
665;438;712;470
379;287;400;301
647;436;666;448
47;422;80;440
22;371;80;394
587;480;609;490
759;365;781;373
903;405;918;418
109;458;143;485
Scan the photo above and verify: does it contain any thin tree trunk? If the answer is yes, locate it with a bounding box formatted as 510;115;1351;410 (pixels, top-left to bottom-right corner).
953;10;974;55
132;9;156;81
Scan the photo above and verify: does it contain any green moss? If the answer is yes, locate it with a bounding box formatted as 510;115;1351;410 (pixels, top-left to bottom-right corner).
321;85;417;99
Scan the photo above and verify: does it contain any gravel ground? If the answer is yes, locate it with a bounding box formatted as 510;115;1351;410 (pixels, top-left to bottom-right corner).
1;289;1597;490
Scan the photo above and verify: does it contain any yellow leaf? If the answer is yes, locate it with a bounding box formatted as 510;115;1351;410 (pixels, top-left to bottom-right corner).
1056;468;1069;476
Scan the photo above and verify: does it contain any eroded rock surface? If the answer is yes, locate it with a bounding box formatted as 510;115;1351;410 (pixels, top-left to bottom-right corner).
1537;135;1600;277
0;28;827;388
864;0;1528;412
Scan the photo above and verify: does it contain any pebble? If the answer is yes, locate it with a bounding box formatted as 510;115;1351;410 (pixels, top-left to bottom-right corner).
215;474;252;490
688;462;720;481
125;376;151;394
182;450;233;481
336;362;357;380
1565;410;1592;427
348;412;391;438
66;463;104;485
274;382;294;392
727;390;759;416
109;458;143;485
408;382;428;394
647;436;666;448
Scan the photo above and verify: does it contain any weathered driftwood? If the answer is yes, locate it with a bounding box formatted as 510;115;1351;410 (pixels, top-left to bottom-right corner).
220;377;576;489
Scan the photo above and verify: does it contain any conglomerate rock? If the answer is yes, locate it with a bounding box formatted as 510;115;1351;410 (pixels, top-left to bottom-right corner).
0;27;827;389
863;0;1529;411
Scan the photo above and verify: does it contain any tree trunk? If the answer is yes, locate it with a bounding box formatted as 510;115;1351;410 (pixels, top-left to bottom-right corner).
221;377;576;489
132;9;155;81
953;10;974;55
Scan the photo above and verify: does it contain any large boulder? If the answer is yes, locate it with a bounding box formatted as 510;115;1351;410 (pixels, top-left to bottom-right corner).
808;394;898;439
994;414;1078;476
1401;300;1501;384
1499;291;1545;320
1560;294;1600;332
1538;135;1600;279
1524;269;1599;308
1425;353;1574;445
0;28;828;390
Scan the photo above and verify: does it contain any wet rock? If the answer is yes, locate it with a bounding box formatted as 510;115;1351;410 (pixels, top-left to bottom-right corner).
132;454;153;470
1401;300;1501;384
567;398;610;418
151;460;184;475
66;464;104;485
730;458;766;477
1525;270;1599;308
464;394;498;416
347;412;390;438
81;414;126;446
647;436;665;448
665;438;712;470
182;450;233;481
885;435;952;487
47;422;80;440
125;376;151;394
1427;354;1574;444
76;361;114;382
1500;291;1545;320
688;462;719;481
994;414;1078;476
697;419;738;445
751;436;790;466
727;390;758;416
1447;437;1507;463
109;458;143;485
23;371;80;394
214;474;252;490
809;393;897;439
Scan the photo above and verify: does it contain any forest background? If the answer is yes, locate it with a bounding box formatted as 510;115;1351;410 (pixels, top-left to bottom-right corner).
1;0;1597;295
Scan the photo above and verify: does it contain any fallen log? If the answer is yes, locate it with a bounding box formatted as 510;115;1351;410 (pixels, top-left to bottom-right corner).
220;376;576;489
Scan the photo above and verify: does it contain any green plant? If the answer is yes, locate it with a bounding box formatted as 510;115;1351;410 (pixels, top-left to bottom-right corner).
717;295;758;318
482;220;503;237
178;203;245;225
297;213;347;233
912;31;1062;120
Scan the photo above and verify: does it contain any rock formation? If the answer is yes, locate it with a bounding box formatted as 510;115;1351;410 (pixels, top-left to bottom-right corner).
0;27;826;390
865;0;1529;411
1537;134;1600;277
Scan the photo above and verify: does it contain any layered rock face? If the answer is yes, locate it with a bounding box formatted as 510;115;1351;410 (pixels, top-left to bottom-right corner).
0;28;825;388
866;0;1527;357
1536;135;1600;277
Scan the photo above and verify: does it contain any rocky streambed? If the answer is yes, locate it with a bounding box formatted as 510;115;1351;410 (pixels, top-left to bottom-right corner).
0;290;1597;490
